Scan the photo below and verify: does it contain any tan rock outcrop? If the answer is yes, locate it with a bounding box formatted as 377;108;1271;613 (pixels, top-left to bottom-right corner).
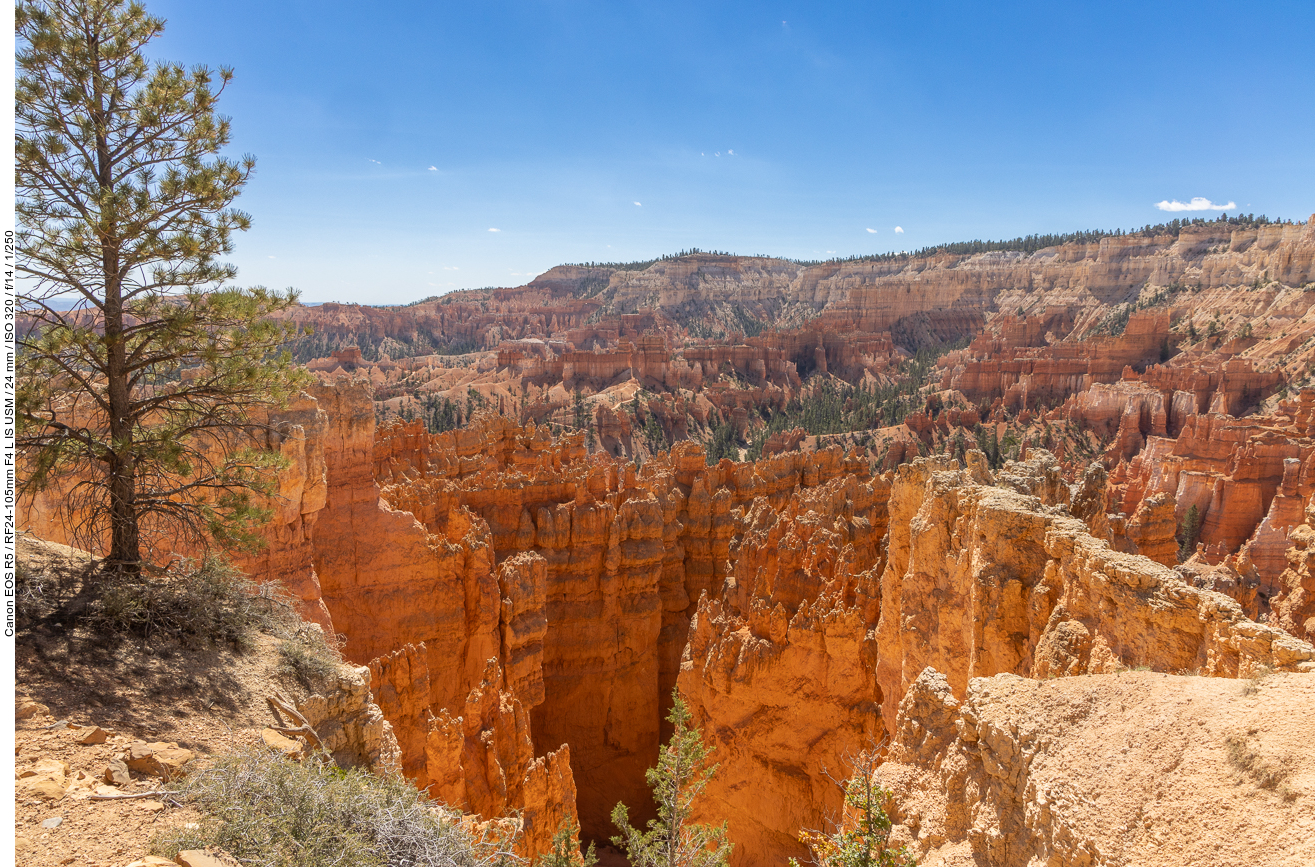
875;452;1315;736
425;660;578;861
878;667;1315;867
294;661;401;773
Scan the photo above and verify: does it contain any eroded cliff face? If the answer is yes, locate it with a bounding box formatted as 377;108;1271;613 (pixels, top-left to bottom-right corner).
291;381;1315;862
875;453;1315;737
677;473;887;866
878;667;1315;867
308;377;883;845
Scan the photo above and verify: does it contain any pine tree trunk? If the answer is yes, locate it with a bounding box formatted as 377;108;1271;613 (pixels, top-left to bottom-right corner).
95;48;140;575
104;288;140;573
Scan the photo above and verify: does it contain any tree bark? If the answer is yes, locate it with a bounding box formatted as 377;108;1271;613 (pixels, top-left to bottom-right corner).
93;29;140;574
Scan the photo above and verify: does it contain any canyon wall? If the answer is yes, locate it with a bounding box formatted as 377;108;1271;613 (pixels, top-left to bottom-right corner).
359;401;878;838
876;453;1314;736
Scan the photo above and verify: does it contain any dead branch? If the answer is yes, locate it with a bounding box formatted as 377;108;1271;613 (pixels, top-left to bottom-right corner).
89;789;179;800
266;692;323;752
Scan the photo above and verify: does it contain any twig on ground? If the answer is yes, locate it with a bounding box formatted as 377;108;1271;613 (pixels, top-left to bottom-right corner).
90;789;180;800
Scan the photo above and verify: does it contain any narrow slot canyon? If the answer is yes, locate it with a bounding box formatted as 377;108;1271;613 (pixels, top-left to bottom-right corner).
305;379;890;857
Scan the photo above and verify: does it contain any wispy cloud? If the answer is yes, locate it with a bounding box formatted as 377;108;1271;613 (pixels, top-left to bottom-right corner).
727;149;735;156
488;228;501;233
634;202;642;207
368;159;381;165
443;266;459;271
267;255;276;259
1155;197;1236;212
427;166;437;171
865;228;877;234
894;226;905;234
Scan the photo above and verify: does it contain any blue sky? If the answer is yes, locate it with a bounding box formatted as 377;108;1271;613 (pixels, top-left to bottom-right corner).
148;0;1315;305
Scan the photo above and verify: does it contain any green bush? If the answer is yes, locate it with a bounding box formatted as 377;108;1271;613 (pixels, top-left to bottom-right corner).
611;692;731;867
152;747;516;867
534;816;597;867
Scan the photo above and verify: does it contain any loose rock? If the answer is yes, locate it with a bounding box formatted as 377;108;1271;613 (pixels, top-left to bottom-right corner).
104;757;131;785
123;741;196;779
177;848;243;867
16;700;50;720
75;724;110;745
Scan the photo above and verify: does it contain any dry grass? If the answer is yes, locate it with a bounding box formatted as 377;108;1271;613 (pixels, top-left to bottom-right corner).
1241;665;1275;696
1225;735;1295;800
277;625;343;690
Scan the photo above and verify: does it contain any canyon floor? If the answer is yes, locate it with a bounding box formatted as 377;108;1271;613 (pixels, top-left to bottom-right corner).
18;215;1315;865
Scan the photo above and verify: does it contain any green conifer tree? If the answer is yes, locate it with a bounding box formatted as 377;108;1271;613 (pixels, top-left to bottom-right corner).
611;693;731;867
535;816;597;867
791;749;916;867
16;0;307;572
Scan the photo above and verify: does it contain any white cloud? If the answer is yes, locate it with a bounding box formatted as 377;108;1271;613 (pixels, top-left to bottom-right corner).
268;255;276;259
727;149;735;156
368;159;381;165
488;228;501;233
634;202;642;207
443;266;459;271
894;226;905;234
865;228;877;234
826;250;836;254
427;166;437;171
1155;197;1236;212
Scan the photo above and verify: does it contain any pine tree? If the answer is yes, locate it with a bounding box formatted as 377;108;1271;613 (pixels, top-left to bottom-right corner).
1178;504;1203;562
792;749;916;867
535;816;597;867
16;0;306;572
611;693;731;867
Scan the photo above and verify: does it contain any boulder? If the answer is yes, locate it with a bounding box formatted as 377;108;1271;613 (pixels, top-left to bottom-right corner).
75;724;111;745
16;757;69;801
123;741;195;779
177;849;243;867
260;727;305;758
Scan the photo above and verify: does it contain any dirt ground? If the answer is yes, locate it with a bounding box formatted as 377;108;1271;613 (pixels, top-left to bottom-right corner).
13;537;322;867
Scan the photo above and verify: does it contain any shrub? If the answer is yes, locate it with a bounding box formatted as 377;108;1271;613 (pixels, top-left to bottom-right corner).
611;692;731;867
277;626;343;689
152;747;516;867
86;557;293;650
534;816;597;867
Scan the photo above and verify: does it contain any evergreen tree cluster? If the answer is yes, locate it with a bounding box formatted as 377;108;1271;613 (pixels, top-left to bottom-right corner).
568;213;1297;278
705;421;738;465
745;345;953;460
285;329;479;363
